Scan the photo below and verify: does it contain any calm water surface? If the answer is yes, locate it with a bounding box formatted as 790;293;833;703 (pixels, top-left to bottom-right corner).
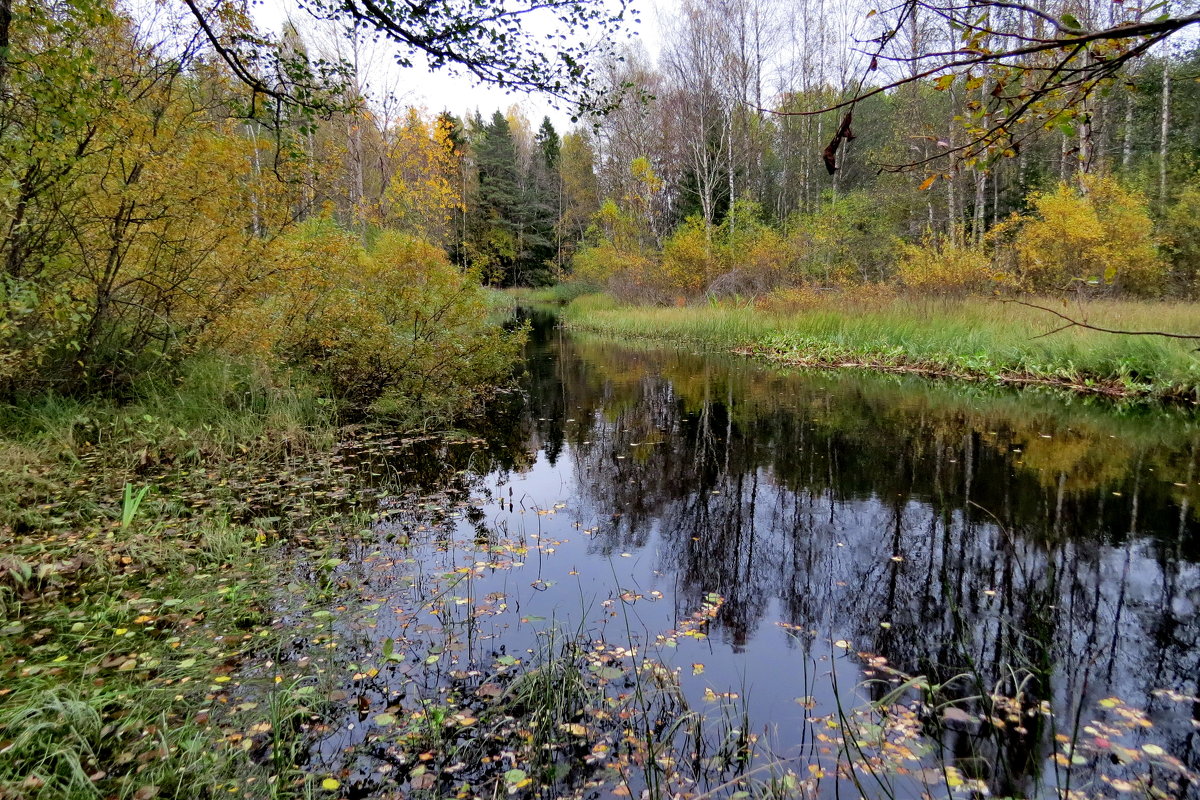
314;310;1200;798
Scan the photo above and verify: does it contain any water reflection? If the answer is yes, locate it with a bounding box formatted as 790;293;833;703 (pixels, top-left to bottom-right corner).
502;310;1200;794
321;309;1200;798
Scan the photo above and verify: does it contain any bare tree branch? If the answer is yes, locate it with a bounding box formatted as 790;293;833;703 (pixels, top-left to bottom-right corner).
1010;299;1200;347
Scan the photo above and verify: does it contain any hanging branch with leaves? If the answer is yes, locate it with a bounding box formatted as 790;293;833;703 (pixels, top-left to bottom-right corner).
180;0;639;121
763;0;1200;171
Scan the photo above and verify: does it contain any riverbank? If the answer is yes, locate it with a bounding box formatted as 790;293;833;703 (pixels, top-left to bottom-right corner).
6;321;1197;799
0;358;352;798
562;293;1200;403
0;351;517;799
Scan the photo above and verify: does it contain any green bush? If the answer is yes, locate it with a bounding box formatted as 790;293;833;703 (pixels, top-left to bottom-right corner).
1160;180;1200;297
219;222;523;423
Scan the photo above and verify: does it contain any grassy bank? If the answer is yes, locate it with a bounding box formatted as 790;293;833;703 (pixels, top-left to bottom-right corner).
501;283;599;307
0;346;520;799
563;293;1200;402
0;358;347;799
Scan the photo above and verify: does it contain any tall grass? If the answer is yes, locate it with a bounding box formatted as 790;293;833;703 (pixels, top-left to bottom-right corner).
563;294;1200;400
0;516;310;800
504;282;599;306
0;356;337;465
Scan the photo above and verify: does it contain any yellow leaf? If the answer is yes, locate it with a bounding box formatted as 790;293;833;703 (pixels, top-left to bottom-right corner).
918;175;937;191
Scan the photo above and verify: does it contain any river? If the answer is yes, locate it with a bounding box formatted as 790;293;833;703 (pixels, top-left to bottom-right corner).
310;309;1200;799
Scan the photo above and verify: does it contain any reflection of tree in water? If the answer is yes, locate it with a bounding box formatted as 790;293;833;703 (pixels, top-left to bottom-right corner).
527;332;1200;792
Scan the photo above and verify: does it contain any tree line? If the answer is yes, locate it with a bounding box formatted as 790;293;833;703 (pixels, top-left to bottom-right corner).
298;0;1200;301
3;0;1199;410
0;1;522;416
564;0;1200;300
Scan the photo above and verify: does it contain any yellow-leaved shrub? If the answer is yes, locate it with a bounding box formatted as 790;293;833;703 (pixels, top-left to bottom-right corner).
216;222;521;420
660;217;720;295
897;229;999;296
1010;175;1165;296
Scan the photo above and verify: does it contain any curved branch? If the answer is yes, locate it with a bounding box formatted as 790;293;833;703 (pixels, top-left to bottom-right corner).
1009;299;1200;346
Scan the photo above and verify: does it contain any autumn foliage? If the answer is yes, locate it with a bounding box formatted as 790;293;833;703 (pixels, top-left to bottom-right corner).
572;165;1181;304
0;1;518;418
215;224;519;418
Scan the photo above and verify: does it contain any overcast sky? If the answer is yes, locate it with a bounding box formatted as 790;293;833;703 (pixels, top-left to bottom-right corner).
249;0;666;131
